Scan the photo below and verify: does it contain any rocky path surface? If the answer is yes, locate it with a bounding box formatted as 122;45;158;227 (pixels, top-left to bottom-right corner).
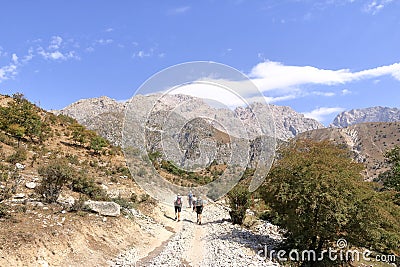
110;202;282;267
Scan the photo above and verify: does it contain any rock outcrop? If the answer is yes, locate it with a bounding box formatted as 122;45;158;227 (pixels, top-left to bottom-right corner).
84;200;121;217
331;106;400;128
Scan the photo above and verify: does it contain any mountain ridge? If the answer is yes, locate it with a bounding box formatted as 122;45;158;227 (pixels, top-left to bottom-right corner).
55;94;325;145
331;106;400;128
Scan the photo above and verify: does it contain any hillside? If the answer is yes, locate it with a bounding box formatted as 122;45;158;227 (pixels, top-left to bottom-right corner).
298;121;400;180
0;94;165;266
331;106;400;128
0;94;285;267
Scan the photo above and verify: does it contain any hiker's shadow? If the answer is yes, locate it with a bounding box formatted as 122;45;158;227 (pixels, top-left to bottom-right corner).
164;214;176;221
214;226;280;255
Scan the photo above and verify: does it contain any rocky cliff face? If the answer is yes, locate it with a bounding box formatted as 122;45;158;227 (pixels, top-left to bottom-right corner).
56;94;325;146
298;121;400;180
331;106;400;128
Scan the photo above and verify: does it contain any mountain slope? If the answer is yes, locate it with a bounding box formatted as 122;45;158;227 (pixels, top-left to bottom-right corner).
56;95;325;145
331;106;400;128
0;94;160;266
298;121;400;180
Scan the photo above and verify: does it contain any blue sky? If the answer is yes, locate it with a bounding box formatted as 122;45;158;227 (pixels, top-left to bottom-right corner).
0;0;399;125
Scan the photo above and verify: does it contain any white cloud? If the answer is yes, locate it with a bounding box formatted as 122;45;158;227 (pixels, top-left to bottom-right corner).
0;54;18;83
85;47;95;53
137;50;150;58
149;60;400;108
0;46;6;57
132;48;159;59
95;39;113;45
248;60;400;93
105;27;114;32
303;107;345;122
373;79;380;84
12;53;18;64
363;0;393;14
38;47;80;61
49;36;63;50
36;36;80;61
168;6;190;15
264;94;297;103
0;50;34;83
311;91;335;97
341;89;351;95
0;63;18;83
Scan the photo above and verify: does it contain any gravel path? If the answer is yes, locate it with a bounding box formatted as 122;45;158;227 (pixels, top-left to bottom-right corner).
110;203;282;267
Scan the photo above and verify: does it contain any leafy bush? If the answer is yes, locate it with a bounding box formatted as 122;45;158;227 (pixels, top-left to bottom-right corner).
0;93;51;143
227;185;250;225
0;203;10;218
89;135;108;154
70;172;108;201
36;159;74;203
0;169;22;201
6;147;27;164
261;139;400;261
112;196;135;209
130;193;138;203
380;145;400;192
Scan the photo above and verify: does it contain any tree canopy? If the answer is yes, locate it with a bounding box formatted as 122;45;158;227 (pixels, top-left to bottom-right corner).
0;93;51;142
260;139;400;266
380;145;400;192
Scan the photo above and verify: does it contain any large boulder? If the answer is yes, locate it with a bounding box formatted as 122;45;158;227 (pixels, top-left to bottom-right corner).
84;200;121;217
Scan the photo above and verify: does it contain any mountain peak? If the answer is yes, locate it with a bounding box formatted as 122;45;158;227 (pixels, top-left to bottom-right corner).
331;106;400;128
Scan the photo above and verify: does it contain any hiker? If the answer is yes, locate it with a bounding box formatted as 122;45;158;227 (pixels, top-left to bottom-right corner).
195;196;204;225
192;194;197;212
188;191;193;208
174;195;183;221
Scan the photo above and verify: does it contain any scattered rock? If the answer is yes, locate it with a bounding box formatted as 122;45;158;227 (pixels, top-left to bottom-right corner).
57;195;75;209
84;200;121;217
25;182;37;189
28;201;44;207
15;163;25;170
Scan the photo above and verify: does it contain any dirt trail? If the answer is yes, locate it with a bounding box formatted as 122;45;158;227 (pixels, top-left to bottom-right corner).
185;222;206;266
111;202;281;266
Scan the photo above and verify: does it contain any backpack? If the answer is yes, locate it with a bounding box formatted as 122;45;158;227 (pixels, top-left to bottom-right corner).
176;197;182;206
195;198;203;207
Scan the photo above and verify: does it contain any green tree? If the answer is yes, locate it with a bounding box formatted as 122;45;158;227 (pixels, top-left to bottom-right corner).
0;93;50;143
36;159;74;203
89;135;108;154
227;185;251;225
69;123;87;146
380;145;400;192
260;139;400;266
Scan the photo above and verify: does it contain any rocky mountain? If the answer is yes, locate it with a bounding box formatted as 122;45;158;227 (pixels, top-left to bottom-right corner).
331;106;400;128
298;121;400;181
56;95;325;146
53;96;126;146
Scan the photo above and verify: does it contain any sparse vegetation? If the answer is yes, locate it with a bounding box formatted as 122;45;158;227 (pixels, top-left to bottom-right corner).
6;147;27;164
70;172;108;201
36;159;75;203
0;93;51;144
227;185;251;225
